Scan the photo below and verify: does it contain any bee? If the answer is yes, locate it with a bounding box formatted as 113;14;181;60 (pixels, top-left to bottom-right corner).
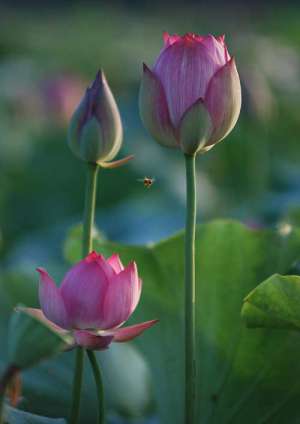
137;177;155;188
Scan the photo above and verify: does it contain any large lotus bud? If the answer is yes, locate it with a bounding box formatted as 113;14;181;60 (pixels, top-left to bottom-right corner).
139;33;241;155
68;71;123;165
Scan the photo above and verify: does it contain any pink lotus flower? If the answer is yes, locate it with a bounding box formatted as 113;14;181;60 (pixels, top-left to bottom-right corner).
24;252;157;350
139;32;242;155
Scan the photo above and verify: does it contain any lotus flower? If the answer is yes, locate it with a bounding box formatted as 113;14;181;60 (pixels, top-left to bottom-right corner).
68;71;126;167
24;252;157;351
139;32;242;155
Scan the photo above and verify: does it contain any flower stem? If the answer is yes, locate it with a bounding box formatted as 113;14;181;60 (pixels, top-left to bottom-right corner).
81;163;106;423
82;163;99;257
184;154;197;424
86;351;105;424
69;162;99;424
69;347;85;424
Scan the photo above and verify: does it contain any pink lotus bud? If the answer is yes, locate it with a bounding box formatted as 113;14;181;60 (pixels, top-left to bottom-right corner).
26;252;157;351
139;33;241;155
68;71;123;164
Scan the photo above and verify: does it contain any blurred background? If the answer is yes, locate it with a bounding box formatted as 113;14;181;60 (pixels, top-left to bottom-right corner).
0;0;300;264
0;0;300;422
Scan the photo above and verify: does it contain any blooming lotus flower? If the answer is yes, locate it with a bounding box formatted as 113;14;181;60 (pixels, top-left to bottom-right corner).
68;71;128;167
24;252;158;351
139;32;242;155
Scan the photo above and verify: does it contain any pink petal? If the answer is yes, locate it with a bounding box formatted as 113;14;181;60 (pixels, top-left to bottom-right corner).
37;268;70;329
204;57;241;147
139;64;178;148
84;251;103;262
163;32;181;47
60;255;109;329
153;35;228;127
216;34;225;44
101;262;141;330
16;307;69;336
200;34;230;65
111;320;159;342
107;253;124;274
74;330;113;350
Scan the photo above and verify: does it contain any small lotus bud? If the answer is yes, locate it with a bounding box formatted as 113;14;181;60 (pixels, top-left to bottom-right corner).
68;71;123;165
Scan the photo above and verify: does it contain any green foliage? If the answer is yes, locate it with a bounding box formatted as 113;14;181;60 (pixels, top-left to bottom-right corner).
3;220;300;422
242;273;300;330
8;308;70;369
4;406;66;424
64;219;300;423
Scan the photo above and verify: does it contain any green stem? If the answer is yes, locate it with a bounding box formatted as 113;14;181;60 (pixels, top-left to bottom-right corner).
86;351;105;424
81;163;106;422
82;163;99;257
69;348;85;424
184;154;197;424
69;162;99;424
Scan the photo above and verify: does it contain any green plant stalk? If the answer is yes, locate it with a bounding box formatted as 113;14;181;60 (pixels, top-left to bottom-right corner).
69;162;99;424
87;350;105;424
82;162;99;257
184;154;197;424
69;347;85;424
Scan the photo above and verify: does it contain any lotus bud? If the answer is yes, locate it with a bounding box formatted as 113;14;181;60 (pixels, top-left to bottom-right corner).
139;32;242;155
68;71;123;165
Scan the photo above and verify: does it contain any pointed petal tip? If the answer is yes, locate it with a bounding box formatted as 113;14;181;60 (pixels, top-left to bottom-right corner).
36;267;47;276
112;319;159;343
127;261;138;273
85;250;102;262
110;252;121;262
107;253;124;273
163;31;170;44
143;63;151;73
217;34;226;43
99;154;134;169
91;70;104;90
96;69;104;80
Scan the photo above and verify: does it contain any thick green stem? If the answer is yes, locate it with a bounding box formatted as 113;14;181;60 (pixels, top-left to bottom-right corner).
184;154;197;424
69;162;99;424
86;351;105;424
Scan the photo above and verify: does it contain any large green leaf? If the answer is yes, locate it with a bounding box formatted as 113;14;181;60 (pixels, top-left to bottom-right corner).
242;273;300;330
8;308;71;369
64;219;300;423
3;220;300;423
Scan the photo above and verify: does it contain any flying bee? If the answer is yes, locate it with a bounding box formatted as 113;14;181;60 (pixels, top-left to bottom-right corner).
137;177;155;188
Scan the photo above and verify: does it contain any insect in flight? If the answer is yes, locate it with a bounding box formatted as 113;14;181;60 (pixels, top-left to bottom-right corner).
137;177;155;188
